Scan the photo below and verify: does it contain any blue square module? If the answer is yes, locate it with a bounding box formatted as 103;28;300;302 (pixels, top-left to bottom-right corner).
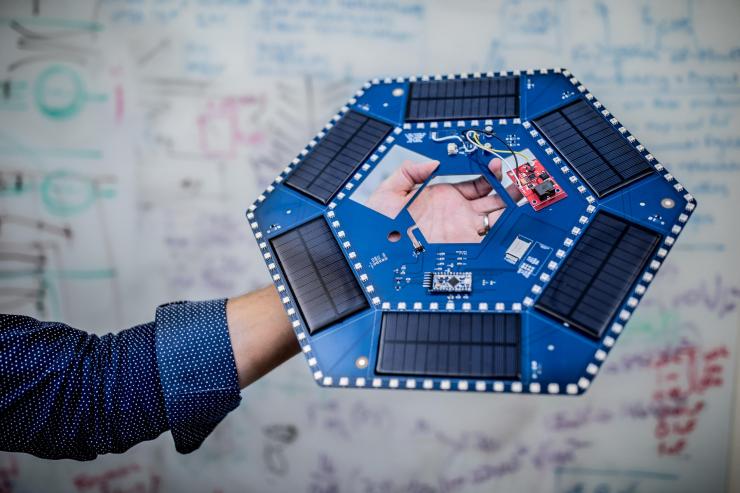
247;69;696;395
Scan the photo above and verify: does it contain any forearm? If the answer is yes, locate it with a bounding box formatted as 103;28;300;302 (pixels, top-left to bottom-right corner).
0;317;169;460
0;286;299;460
226;285;300;388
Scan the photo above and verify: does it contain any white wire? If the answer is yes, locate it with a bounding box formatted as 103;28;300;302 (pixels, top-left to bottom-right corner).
432;132;476;153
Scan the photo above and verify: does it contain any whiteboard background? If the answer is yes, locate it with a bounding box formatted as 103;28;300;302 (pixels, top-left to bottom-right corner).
1;1;739;492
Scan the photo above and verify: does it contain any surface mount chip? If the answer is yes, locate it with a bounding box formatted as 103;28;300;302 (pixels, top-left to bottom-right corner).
247;68;695;395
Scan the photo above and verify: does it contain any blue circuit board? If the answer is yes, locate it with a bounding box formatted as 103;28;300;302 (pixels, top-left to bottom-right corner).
247;69;695;395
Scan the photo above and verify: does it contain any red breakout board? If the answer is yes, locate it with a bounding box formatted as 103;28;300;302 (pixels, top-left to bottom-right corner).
506;158;567;211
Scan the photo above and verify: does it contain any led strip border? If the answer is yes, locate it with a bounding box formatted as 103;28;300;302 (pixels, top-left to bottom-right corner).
247;68;696;394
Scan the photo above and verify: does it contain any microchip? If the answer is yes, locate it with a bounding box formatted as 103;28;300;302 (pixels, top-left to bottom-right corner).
428;272;472;293
534;180;555;200
539;171;549;180
527;173;536;181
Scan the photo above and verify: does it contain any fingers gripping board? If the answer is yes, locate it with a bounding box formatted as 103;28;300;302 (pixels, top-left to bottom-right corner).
247;69;696;395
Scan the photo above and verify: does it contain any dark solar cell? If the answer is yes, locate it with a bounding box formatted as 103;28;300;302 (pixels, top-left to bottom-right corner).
270;217;368;334
284;111;393;204
535;212;661;338
405;76;519;121
533;99;654;198
376;311;520;379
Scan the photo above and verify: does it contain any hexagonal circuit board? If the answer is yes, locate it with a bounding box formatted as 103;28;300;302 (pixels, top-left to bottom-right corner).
247;68;695;395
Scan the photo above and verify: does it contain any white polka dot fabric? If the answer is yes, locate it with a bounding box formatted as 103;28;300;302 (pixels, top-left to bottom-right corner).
0;299;241;460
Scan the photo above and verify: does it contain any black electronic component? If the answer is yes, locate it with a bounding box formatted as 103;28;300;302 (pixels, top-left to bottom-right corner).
284;111;393;204
406;76;519;121
424;272;473;293
270;217;368;334
535;212;661;338
539;171;549;180
533;179;555;200
527;173;537;181
376;311;520;378
533;99;653;198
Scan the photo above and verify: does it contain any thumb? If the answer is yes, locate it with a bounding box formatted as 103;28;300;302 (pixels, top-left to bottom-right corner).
382;160;439;194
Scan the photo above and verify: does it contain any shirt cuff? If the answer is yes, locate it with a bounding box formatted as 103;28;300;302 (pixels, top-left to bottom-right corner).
154;299;242;454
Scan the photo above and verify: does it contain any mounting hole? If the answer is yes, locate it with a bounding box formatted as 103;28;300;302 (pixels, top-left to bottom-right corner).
355;356;369;369
661;198;675;209
387;230;401;242
392;88;404;97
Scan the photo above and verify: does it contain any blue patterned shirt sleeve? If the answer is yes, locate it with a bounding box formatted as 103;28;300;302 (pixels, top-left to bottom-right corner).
0;299;242;461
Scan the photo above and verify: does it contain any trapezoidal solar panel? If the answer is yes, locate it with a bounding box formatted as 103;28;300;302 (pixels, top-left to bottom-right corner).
535;212;661;338
270;217;368;334
377;312;520;379
533;99;654;198
406;75;519;121
248;68;696;395
284;110;393;204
